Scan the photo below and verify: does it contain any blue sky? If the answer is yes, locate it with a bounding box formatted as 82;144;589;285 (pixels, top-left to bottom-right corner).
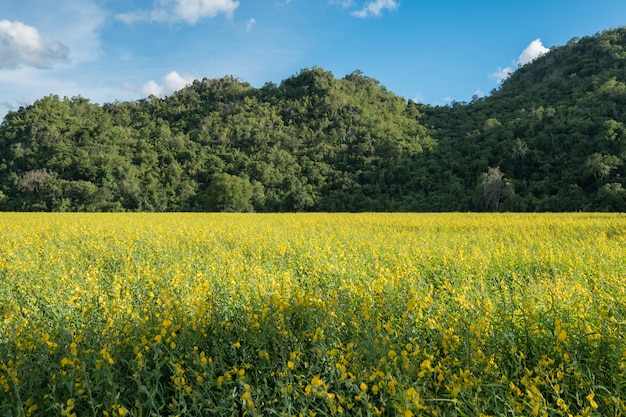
1;0;625;119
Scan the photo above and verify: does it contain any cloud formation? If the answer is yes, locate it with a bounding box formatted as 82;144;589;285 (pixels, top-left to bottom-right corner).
352;0;398;18
0;20;70;69
518;38;549;66
141;71;194;96
489;67;514;83
117;0;240;24
490;38;549;83
245;18;256;32
328;0;355;8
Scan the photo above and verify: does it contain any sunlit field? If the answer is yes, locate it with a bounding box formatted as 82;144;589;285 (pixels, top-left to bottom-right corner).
1;213;625;416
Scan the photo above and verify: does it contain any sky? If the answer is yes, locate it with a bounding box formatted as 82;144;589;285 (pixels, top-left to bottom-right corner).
1;0;626;120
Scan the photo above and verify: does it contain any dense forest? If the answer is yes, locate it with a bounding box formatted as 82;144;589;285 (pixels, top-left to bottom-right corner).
1;27;625;212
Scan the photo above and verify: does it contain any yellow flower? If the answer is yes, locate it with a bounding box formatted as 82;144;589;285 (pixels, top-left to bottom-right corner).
26;404;38;416
100;346;115;365
311;375;323;386
587;393;598;409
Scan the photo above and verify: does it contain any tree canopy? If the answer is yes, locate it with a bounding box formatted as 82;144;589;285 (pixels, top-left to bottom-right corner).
1;28;625;212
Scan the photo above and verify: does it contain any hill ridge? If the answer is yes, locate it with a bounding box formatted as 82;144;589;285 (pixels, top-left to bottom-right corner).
0;27;625;211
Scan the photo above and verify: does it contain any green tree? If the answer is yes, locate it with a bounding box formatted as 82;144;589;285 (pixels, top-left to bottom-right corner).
585;153;622;188
205;173;254;212
597;182;626;211
476;167;513;211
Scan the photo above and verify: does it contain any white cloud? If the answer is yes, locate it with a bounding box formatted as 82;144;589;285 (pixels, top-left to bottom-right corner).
115;11;150;25
172;0;240;23
164;71;193;91
489;38;550;83
517;38;549;66
329;0;355;8
246;18;256;32
489;66;513;83
0;20;69;69
142;80;164;96
351;0;398;18
118;0;240;24
0;1;116;119
142;71;194;97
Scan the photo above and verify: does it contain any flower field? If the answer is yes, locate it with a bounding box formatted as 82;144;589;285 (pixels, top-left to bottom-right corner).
1;213;626;416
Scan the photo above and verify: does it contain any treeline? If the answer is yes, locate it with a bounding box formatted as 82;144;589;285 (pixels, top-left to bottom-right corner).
0;27;625;212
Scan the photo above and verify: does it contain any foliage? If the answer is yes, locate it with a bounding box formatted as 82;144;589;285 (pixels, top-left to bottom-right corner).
1;28;626;211
422;27;626;211
475;166;514;211
204;172;254;212
1;212;625;416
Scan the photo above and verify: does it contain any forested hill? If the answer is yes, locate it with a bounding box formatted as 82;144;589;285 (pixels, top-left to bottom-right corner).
0;27;625;212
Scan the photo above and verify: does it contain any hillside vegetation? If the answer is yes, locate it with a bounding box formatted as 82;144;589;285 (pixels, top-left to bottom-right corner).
1;27;625;212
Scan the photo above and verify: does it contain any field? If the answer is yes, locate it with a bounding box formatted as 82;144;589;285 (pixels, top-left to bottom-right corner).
1;213;626;416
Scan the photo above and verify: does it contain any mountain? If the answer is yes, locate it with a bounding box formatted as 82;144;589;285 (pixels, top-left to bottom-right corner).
0;27;625;212
418;27;626;211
